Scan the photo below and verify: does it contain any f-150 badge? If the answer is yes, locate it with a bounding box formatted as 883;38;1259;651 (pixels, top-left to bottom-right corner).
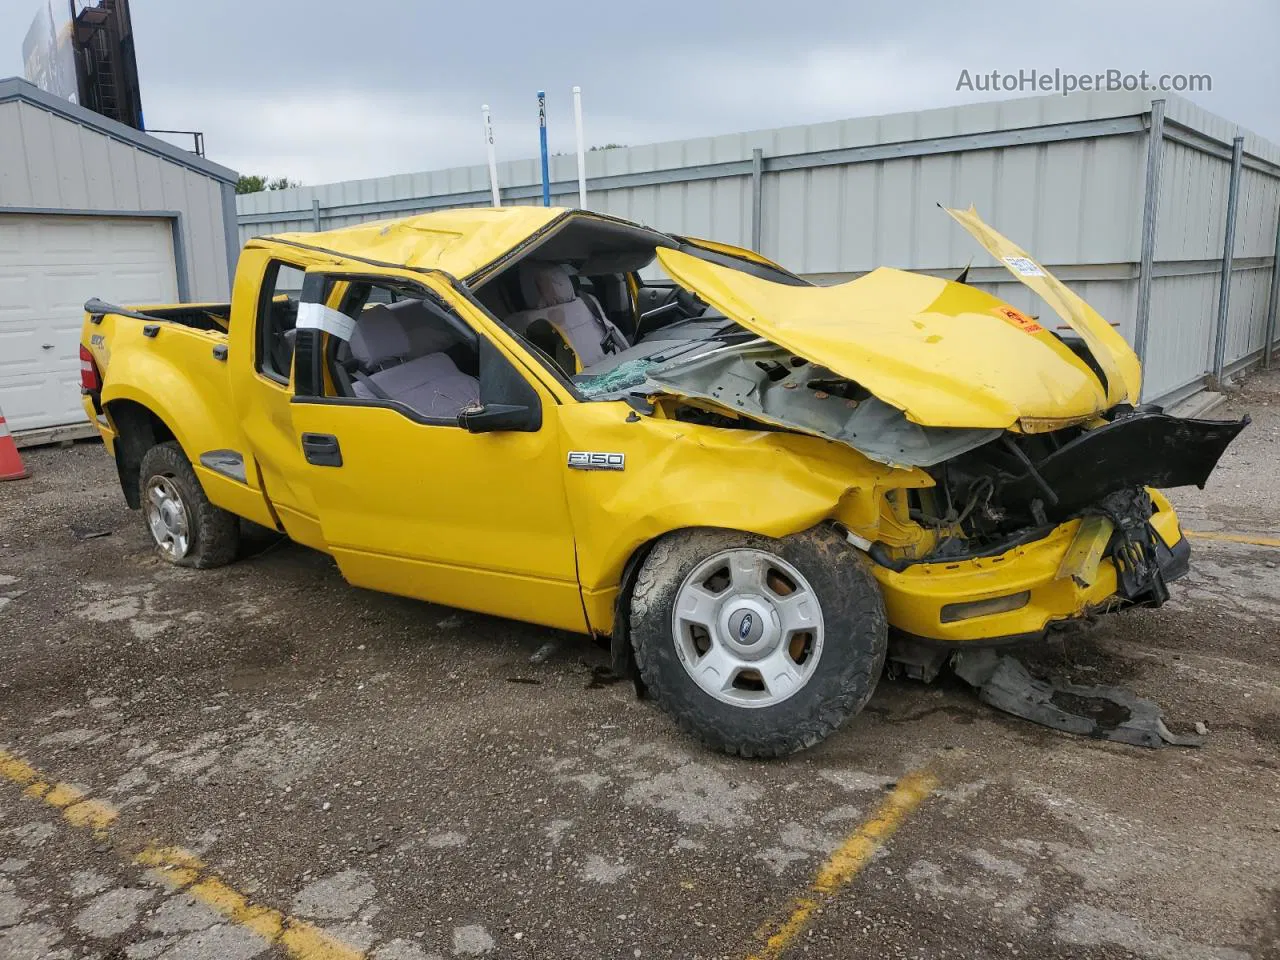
567;451;625;471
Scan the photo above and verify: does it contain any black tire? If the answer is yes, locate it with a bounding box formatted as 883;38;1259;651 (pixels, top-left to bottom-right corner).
629;525;887;757
137;441;240;569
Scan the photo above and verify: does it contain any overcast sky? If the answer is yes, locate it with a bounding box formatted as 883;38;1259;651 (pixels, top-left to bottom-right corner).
2;0;1276;185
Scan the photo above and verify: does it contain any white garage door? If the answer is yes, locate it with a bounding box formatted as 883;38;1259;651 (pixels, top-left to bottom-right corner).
0;214;179;433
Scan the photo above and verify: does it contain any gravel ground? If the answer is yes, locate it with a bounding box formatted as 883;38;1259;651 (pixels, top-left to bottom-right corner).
0;371;1277;960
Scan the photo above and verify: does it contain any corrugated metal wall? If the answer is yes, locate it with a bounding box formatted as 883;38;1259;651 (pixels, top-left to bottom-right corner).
0;98;235;300
238;91;1280;405
1139;96;1280;400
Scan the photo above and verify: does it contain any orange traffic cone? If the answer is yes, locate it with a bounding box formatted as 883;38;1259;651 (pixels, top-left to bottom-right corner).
0;408;28;481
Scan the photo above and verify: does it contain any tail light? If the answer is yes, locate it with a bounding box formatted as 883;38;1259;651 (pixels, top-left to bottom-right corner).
79;344;102;392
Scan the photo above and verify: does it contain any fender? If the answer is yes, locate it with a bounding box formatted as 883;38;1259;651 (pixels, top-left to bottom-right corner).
101;337;234;452
99;325;276;528
558;402;933;633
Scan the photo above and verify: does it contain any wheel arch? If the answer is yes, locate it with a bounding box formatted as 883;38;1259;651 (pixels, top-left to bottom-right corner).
103;398;181;509
609;531;664;686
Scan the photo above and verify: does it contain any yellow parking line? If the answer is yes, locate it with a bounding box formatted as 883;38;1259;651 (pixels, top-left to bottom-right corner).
1186;530;1280;549
0;748;118;837
745;769;939;960
136;845;360;960
0;747;363;960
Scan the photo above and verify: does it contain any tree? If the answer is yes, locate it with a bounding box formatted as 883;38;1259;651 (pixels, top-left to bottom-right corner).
235;174;302;195
553;143;628;158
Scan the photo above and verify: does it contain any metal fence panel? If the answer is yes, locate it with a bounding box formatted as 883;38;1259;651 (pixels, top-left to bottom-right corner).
1234;167;1280;258
237;90;1280;403
1145;273;1223;399
1225;266;1276;365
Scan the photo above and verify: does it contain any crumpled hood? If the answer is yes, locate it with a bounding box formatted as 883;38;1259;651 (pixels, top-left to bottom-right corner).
655;208;1142;430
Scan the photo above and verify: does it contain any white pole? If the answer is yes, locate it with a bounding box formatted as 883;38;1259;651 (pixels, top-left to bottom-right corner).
573;85;587;209
482;104;500;207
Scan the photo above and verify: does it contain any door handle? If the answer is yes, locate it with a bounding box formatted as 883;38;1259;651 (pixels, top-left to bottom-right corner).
301;432;342;467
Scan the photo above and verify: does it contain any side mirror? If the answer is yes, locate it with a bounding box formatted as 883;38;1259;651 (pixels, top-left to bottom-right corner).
457;402;539;433
463;337;543;432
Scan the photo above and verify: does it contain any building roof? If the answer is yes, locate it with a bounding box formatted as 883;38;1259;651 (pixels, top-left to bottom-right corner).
0;77;238;184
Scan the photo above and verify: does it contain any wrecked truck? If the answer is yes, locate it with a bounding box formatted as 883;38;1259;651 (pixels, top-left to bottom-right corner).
78;205;1245;756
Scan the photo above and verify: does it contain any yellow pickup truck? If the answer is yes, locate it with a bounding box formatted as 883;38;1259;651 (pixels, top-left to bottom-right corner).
79;205;1245;756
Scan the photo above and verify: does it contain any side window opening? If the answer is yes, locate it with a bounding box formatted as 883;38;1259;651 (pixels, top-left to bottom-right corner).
322;281;482;423
255;261;307;383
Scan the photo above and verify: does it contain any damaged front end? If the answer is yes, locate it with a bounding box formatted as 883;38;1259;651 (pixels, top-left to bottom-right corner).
927;409;1247;608
626;337;1246;630
583;207;1250;644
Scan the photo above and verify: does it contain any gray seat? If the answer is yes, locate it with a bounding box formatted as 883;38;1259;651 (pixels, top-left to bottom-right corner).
348;299;459;370
352;352;479;419
505;263;629;370
348;298;479;419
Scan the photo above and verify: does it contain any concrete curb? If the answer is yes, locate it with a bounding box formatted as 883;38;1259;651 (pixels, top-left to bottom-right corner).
1167;390;1229;420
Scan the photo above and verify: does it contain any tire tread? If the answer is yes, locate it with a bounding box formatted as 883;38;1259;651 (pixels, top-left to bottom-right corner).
138;442;240;569
629;526;887;758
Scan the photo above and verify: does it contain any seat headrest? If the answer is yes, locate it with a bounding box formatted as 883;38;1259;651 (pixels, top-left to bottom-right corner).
349;304;413;367
519;262;576;309
349;299;461;368
385;298;463;355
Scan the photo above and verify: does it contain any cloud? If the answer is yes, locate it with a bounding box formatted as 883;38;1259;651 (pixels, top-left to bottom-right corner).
142;86;486;183
0;0;1275;184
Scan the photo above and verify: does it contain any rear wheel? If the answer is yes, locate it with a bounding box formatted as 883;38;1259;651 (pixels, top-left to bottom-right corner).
629;526;887;757
138;442;239;569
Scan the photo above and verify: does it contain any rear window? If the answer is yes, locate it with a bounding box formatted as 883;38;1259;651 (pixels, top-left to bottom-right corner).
255;261;307;384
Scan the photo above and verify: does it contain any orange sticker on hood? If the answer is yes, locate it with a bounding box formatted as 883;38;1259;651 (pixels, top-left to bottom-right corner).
992;305;1044;334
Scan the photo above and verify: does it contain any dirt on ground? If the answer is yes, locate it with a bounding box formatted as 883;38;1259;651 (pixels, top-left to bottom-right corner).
0;371;1277;960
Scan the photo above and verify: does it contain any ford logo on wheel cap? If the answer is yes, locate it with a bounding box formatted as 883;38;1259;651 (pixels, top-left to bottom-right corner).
738;612;754;641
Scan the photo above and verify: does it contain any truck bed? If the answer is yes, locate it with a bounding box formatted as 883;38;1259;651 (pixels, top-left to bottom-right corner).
84;297;230;333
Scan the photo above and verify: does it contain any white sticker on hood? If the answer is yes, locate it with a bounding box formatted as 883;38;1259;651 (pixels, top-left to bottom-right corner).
296;301;355;341
1002;256;1046;277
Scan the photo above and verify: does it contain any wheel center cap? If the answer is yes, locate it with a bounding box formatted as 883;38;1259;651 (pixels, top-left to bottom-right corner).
161;501;180;529
727;606;766;645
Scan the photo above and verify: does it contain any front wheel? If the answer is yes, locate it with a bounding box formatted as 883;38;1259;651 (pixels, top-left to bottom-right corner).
138;442;240;569
629;526;887;757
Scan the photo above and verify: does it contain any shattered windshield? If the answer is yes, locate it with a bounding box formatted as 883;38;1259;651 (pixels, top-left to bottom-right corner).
575;358;656;399
573;333;747;399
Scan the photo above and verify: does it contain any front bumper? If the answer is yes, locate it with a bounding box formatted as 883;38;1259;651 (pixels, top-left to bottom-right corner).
874;489;1186;644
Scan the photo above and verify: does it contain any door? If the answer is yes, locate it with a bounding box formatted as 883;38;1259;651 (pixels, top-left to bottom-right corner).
0;213;178;432
287;270;586;633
